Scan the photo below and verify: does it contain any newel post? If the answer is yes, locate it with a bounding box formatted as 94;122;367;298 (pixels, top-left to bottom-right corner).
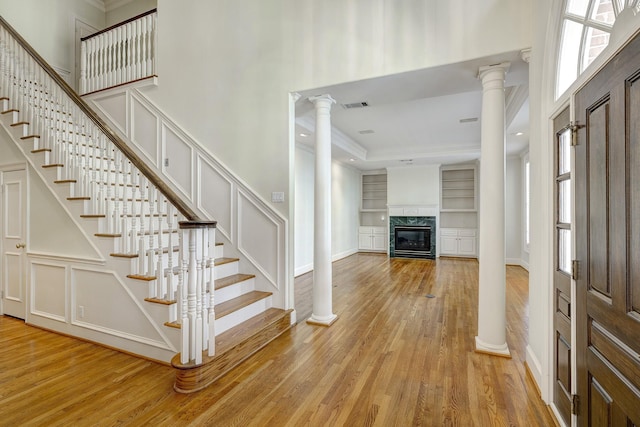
178;220;217;364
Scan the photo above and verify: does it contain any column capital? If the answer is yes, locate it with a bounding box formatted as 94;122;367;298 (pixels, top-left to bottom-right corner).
478;62;510;85
308;94;336;107
520;48;531;64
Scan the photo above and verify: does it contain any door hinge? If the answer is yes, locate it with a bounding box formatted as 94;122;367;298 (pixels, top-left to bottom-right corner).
572;394;580;415
572;260;579;281
570;121;584;146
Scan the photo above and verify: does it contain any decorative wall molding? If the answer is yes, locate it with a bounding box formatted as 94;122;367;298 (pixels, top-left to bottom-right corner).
28;251;105;265
30;261;67;323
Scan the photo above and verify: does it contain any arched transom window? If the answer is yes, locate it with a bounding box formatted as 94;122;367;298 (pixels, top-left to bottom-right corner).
556;0;640;97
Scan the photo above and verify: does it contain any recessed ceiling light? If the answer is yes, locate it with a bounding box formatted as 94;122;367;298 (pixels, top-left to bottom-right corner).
299;132;308;137
516;132;524;136
349;158;355;162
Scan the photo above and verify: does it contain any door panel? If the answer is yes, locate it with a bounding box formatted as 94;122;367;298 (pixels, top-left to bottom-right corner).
1;169;26;319
575;30;640;426
553;107;572;427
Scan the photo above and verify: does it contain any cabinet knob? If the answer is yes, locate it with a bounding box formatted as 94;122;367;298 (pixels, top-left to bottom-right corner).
16;243;26;249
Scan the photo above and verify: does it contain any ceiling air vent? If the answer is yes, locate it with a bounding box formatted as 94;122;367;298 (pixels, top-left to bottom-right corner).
459;117;478;123
358;129;375;134
342;101;369;109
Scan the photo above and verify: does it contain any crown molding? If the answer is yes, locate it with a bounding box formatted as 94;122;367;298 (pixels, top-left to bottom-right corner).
84;0;106;12
295;115;368;160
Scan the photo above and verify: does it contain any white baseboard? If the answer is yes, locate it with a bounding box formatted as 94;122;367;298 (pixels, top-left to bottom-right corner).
525;345;543;395
506;258;529;271
294;263;313;277
332;248;358;262
294;248;358;277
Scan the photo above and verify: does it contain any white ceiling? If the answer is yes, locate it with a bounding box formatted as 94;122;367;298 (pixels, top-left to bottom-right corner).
295;50;530;171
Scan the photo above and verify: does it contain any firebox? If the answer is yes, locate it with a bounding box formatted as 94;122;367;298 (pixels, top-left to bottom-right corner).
394;226;432;258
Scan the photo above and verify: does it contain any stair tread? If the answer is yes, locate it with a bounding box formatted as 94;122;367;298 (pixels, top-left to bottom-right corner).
215;273;255;291
144;297;176;305
215;290;272;319
128;274;156;281
215;308;290;354
215;257;239;266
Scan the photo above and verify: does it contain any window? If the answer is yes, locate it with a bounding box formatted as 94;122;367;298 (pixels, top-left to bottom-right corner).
556;0;640;98
556;129;572;275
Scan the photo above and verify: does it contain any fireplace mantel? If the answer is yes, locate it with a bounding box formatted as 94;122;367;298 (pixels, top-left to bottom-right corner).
388;205;438;217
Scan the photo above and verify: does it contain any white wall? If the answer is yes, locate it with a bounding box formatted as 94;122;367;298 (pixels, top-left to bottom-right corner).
294;145;360;276
505;156;522;265
0;0;105;76
148;0;533;220
387;165;440;206
294;147;314;275
331;160;361;260
106;0;156;26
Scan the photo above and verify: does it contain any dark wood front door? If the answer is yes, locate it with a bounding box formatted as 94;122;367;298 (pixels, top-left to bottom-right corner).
574;31;640;426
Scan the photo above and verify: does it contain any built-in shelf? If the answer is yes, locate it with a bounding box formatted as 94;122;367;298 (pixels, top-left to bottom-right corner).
440;164;478;258
360;172;388;231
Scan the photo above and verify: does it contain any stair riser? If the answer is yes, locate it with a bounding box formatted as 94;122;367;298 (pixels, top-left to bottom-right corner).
215;278;255;305
213;244;223;259
214;260;238;279
215;296;272;335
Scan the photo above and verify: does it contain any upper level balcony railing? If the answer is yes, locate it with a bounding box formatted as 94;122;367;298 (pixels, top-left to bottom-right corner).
80;9;157;95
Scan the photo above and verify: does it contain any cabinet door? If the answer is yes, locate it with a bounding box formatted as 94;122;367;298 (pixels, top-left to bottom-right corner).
372;234;387;251
441;236;458;254
457;236;477;256
359;234;373;250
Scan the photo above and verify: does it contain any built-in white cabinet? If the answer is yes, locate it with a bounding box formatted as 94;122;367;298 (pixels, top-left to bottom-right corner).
440;228;477;257
358;226;387;252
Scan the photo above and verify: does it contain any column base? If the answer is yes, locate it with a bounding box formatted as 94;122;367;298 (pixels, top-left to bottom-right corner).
474;336;512;359
306;313;338;327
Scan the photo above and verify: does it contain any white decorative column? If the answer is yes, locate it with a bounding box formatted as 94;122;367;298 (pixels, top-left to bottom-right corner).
476;62;511;358
307;94;338;327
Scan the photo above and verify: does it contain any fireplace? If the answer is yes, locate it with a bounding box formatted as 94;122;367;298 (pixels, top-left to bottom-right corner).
389;216;436;259
394;226;432;258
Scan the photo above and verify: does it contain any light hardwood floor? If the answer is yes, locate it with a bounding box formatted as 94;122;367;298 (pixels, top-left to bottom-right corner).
0;254;556;426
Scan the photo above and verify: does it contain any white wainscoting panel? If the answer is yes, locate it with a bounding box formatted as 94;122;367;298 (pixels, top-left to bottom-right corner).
131;96;159;165
93;92;127;136
238;190;280;290
71;267;173;350
30;261;67;322
161;123;194;202
197;155;233;241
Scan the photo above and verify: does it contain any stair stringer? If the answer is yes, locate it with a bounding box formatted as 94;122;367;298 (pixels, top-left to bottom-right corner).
0;107;180;363
84;85;295;323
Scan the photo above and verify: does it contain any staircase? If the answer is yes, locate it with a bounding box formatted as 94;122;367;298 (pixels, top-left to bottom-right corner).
0;16;291;393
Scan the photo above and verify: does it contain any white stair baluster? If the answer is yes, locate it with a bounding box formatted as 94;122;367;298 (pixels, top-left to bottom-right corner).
137;175;147;274
147;185;156;284
129;171;139;255
200;228;208;352
179;225;189;364
156;193;166;299
207;226;216;356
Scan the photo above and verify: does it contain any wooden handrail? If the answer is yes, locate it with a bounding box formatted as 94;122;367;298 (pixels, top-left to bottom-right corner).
0;14;211;225
81;9;157;42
